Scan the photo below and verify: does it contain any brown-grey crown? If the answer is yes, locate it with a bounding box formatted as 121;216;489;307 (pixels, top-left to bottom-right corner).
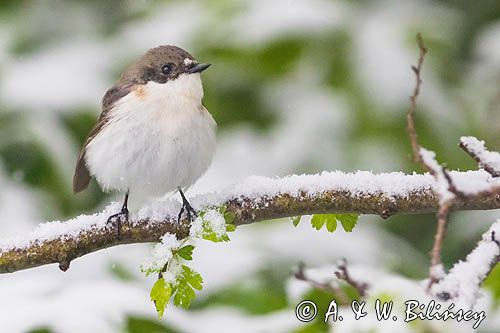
120;45;210;85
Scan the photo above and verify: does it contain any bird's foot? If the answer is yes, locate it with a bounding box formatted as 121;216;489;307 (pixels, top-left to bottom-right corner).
177;201;198;223
106;206;129;240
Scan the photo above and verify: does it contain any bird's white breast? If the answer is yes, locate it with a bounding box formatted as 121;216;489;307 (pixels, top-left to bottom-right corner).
85;73;216;202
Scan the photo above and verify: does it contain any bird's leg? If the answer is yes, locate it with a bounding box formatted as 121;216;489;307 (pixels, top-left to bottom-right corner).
106;191;129;239
177;188;197;223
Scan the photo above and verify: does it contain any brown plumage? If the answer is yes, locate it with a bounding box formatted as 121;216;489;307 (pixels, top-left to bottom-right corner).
72;85;132;193
72;45;196;193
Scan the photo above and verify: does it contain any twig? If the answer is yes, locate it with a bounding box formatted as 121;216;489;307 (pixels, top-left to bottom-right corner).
407;33;427;165
427;200;453;288
460;136;500;177
294;262;349;304
335;259;368;297
430;220;500;307
405;34;458;289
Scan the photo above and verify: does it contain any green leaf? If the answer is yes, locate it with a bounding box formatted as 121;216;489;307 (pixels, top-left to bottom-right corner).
226;224;236;232
484;263;500;305
223;211;236;225
174;282;196;308
175;245;194;261
150;278;172;319
311;215;326;230
325;216;337;232
337;213;359;232
310;214;359;233
183;265;204;290
171;265;204;309
291;216;301;227
202;222;231;243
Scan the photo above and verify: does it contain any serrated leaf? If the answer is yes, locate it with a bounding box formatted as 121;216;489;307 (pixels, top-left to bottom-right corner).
183;265;203;290
150;278;172;318
202;227;230;243
202;231;218;242
291;216;301;227
176;245;194;261
226;224;236;232
311;215;326;230
311;214;359;233
173;282;196;308
325;216;337;232
337;213;359;232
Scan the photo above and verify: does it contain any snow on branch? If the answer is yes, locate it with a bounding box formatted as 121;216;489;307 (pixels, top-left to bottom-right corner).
460;136;500;178
403;34;500;296
430;220;500;308
1;171;500;274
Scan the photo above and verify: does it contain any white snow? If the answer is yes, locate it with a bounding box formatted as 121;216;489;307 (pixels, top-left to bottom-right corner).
431;220;500;309
429;263;446;280
190;209;227;238
289;262;493;332
460;136;500;174
1;170;499;253
419;148;455;203
1;1;499;332
141;234;180;275
0;202;120;252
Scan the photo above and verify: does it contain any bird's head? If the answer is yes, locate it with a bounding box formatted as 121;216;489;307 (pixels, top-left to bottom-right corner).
120;45;210;85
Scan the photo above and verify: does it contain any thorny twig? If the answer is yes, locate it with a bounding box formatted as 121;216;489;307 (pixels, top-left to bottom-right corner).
335;259;368;297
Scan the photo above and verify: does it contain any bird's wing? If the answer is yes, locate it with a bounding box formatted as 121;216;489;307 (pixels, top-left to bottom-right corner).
72;84;133;193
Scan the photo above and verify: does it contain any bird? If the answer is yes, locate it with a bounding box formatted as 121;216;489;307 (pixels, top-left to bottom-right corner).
73;45;216;235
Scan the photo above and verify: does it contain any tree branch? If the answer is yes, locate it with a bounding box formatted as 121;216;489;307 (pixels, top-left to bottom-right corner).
407;33;427;165
294;262;350;304
460;136;500;177
1;171;500;274
335;258;369;297
430;220;500;307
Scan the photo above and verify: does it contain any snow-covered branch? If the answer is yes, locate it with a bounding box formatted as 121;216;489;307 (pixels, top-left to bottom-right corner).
430;220;500;308
1;171;500;274
460;136;500;178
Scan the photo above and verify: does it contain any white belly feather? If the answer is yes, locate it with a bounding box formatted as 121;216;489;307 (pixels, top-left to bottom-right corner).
85;73;216;200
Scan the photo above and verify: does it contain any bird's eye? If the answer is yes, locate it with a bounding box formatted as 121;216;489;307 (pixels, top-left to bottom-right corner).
161;63;173;75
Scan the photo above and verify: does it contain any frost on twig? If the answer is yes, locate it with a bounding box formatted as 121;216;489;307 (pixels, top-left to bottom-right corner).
1;34;500;290
460;136;500;178
1;171;500;274
404;33;457;287
419;148;455;203
430;220;500;309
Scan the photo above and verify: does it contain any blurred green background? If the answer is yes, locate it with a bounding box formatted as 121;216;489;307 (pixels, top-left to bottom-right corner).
0;0;499;332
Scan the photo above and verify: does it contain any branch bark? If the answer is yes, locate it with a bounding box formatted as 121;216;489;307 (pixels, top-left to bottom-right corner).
1;172;500;274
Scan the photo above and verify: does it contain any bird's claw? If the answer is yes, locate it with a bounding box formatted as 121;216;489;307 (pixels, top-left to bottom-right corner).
106;207;129;240
178;202;197;223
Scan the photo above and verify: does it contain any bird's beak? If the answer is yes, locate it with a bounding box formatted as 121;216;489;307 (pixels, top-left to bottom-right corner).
186;63;211;74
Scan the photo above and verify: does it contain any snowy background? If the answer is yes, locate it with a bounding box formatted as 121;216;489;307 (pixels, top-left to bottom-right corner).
0;0;499;332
